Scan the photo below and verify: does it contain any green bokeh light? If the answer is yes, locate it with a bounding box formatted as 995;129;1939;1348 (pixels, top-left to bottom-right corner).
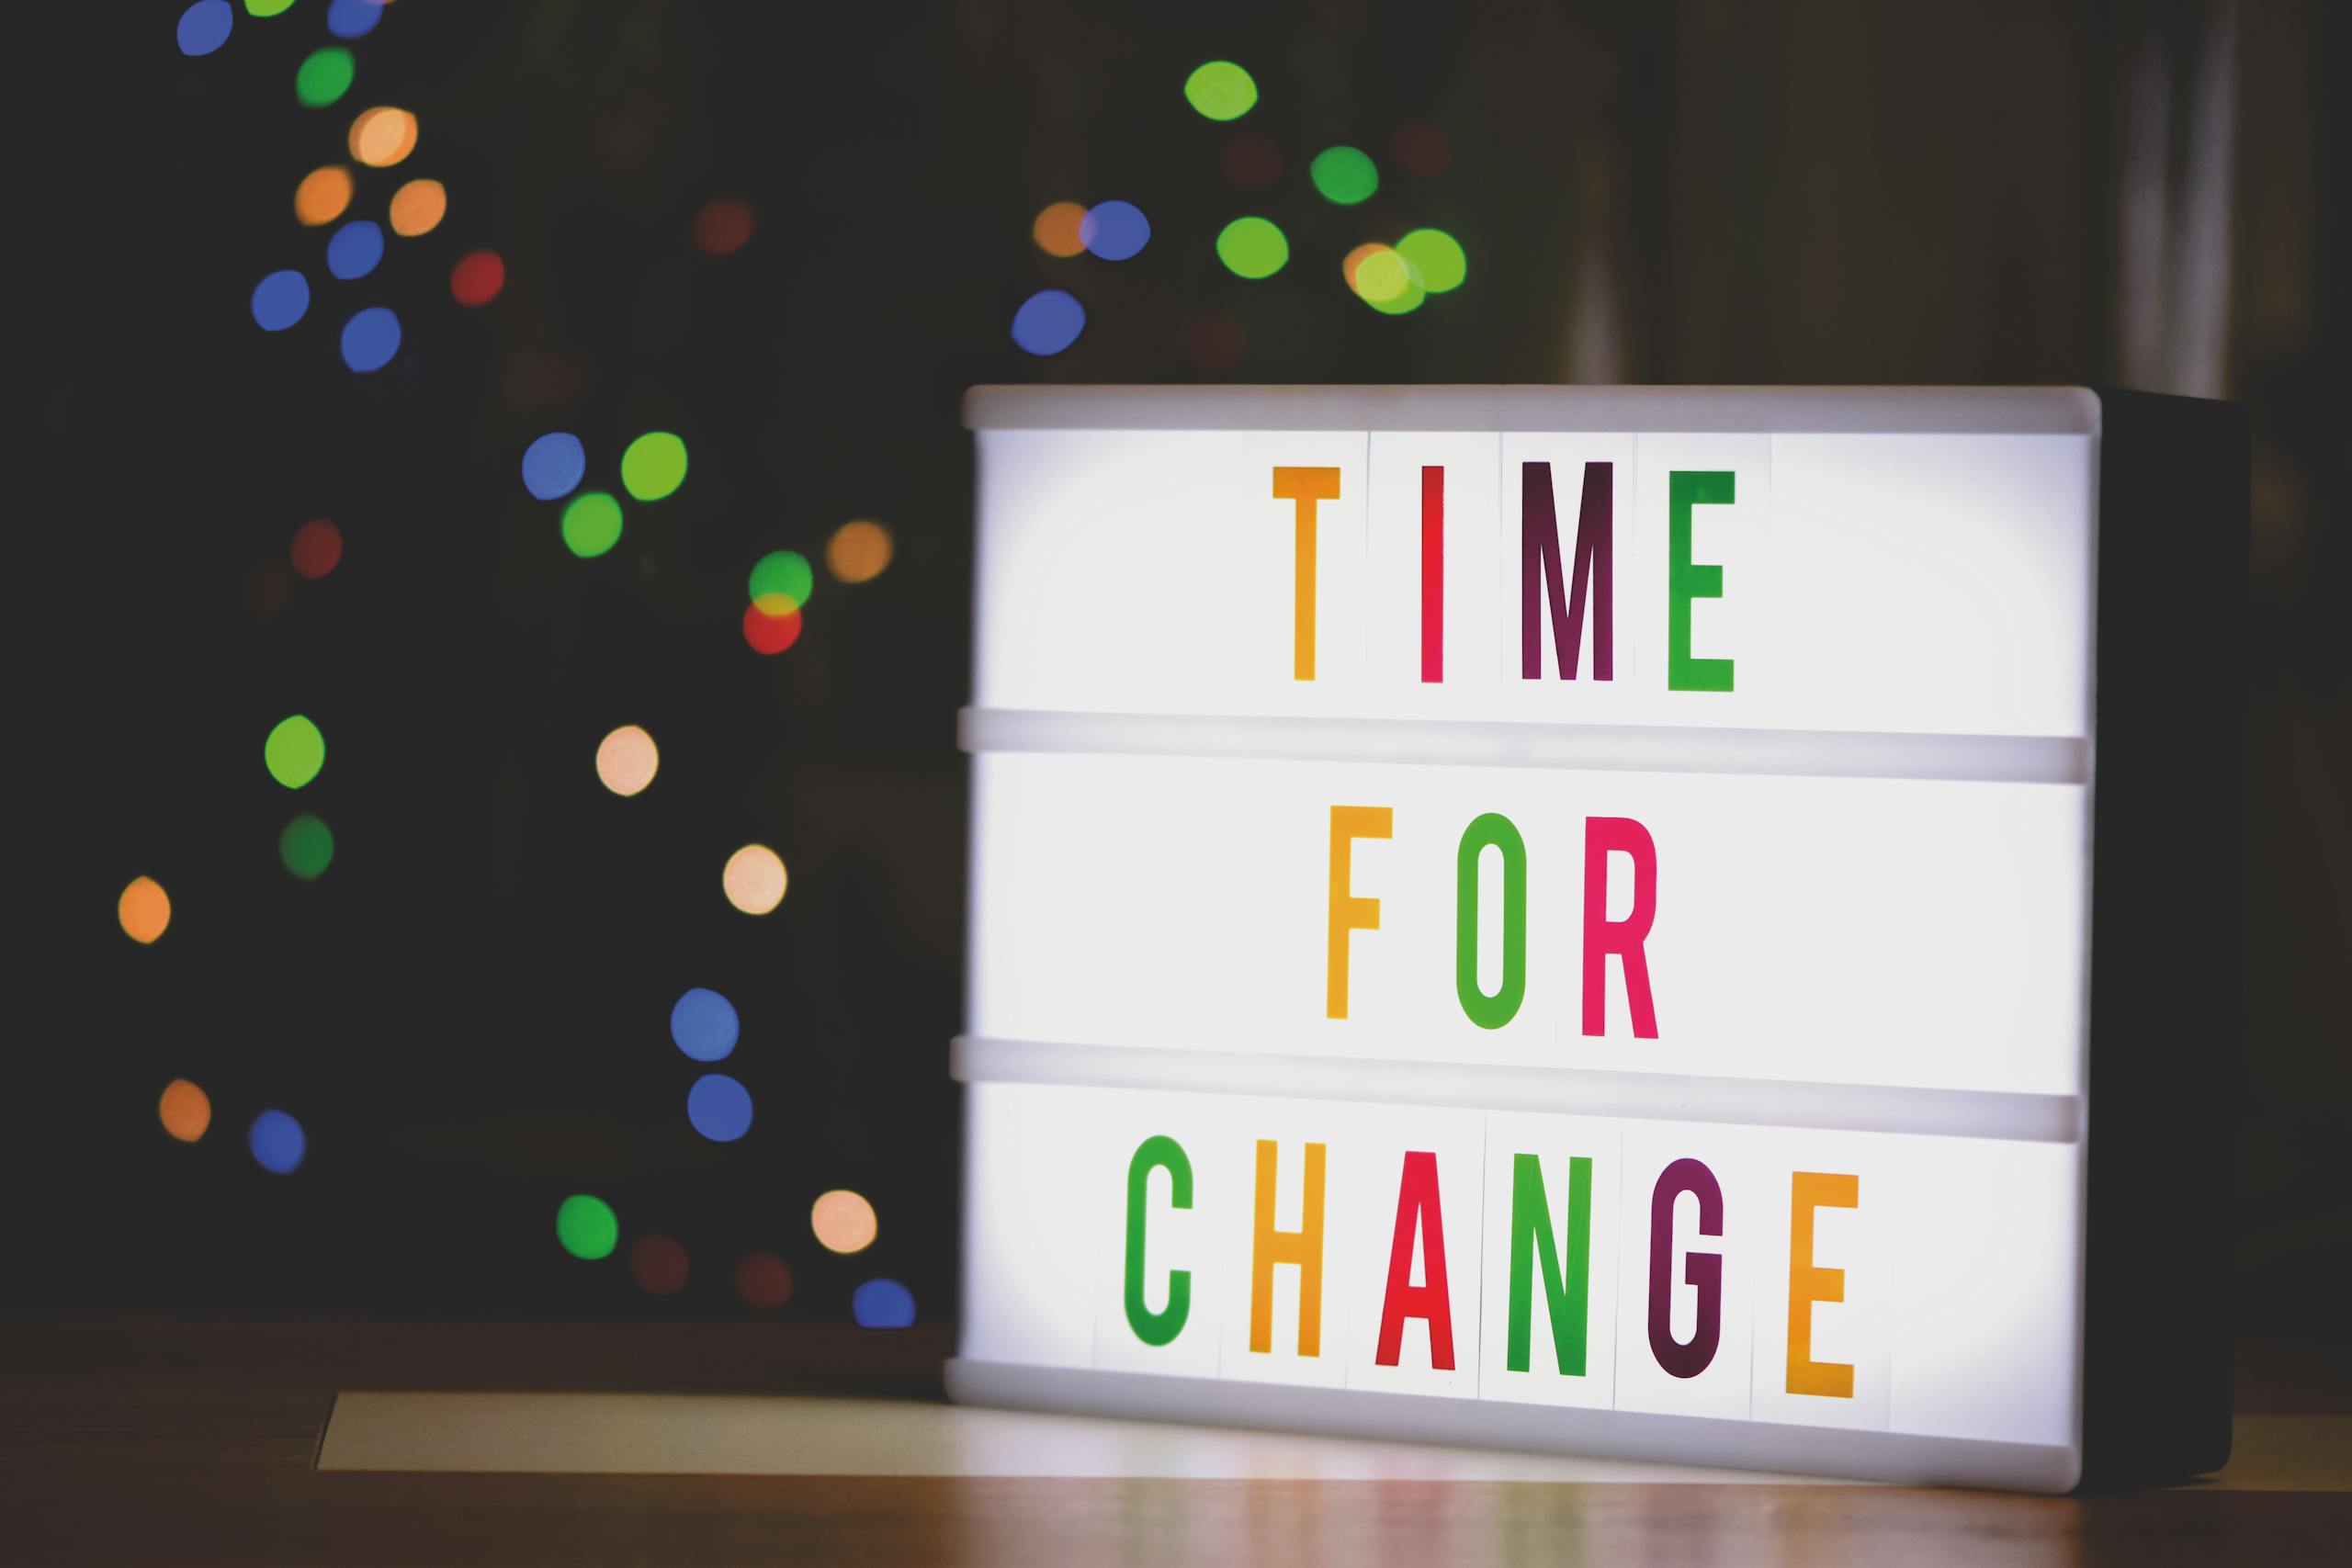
279;814;334;881
1309;146;1378;206
561;491;624;558
264;715;325;790
1354;250;1425;314
619;432;688;502
246;0;298;16
747;550;814;613
1216;217;1289;280
294;47;355;109
556;1194;618;1260
1395;228;1468;293
1183;62;1257;121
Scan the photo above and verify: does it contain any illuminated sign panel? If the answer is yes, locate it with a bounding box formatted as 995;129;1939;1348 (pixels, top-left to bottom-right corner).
952;388;2245;1492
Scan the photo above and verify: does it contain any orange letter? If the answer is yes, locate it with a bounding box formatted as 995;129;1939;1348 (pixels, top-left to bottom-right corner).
1250;1139;1328;1355
1787;1171;1859;1397
1272;466;1341;681
1328;805;1392;1019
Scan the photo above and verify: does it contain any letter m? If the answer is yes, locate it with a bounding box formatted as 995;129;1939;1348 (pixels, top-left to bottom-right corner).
1521;459;1614;681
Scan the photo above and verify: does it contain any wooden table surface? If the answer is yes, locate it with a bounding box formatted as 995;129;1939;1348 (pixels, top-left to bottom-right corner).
3;1318;2345;1566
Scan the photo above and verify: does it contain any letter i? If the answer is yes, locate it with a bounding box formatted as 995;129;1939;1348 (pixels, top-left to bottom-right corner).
1421;466;1443;682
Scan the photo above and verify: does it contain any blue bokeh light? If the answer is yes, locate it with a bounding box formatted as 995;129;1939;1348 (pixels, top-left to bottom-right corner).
177;1;232;56
686;1074;753;1143
248;1110;306;1174
326;0;384;40
1011;289;1085;356
519;433;586;501
340;307;401;372
670;987;740;1062
1079;200;1150;261
853;1279;917;1329
251;270;310;332
325;220;384;281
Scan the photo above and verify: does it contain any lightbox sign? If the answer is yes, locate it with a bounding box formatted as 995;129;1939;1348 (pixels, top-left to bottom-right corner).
950;387;2245;1492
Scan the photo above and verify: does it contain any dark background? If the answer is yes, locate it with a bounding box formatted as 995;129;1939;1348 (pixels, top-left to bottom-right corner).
17;0;2342;1343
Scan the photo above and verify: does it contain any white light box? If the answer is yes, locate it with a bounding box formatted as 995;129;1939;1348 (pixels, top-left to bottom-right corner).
952;387;2246;1492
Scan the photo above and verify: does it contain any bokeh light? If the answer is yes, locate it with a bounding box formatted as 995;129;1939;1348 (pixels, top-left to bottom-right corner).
177;2;232;56
1355;249;1426;315
388;178;446;237
1395;228;1467;293
811;1190;877;1255
264;715;325;789
629;1235;689;1295
1220;133;1281;188
1011;289;1084;355
249;562;294;618
826;521;892;583
1341;243;1389;294
119;877;171;945
521;433;586;501
1079;200;1150;261
248;1111;306;1175
251;271;310;333
295;47;355;108
1183;61;1257;120
1309;146;1378;205
1031;201;1087;258
340;307;401;372
595;725;660;797
325;220;383;281
450;251;504;306
747;550;813;613
853;1279;917;1329
556;1194;618;1260
686;1074;754;1143
721;844;786;914
348;107;418;168
1215;217;1288;279
278;814;334;880
619;432;688;502
294;165;353;227
1391;121;1453;177
693;197;754;255
245;0;296;15
290;519;342;580
326;0;384;40
159;1079;211;1143
735;1252;794;1310
560;491;624;558
1184;311;1248;372
669;987;738;1062
741;604;802;655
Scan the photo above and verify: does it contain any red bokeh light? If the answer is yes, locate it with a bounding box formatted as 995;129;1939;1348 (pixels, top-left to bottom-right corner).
1185;311;1249;373
248;562;294;618
735;1251;794;1310
1391;122;1453;177
741;603;803;655
289;519;342;581
694;197;755;256
1220;132;1282;188
449;250;505;307
629;1234;690;1296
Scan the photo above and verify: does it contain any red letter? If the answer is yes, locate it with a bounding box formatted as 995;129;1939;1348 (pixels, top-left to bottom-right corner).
1582;816;1658;1038
1374;1150;1456;1369
1420;465;1444;682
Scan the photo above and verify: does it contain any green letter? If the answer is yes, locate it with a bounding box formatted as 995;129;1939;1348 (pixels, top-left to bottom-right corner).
1124;1134;1193;1346
1507;1153;1593;1374
1668;470;1736;692
1455;812;1527;1029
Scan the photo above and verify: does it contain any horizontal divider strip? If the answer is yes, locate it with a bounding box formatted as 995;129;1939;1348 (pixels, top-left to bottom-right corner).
962;707;2091;785
952;1035;2082;1145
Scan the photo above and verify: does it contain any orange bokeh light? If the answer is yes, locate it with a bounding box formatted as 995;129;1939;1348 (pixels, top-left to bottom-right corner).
811;1190;878;1255
388;178;447;237
721;844;787;914
1032;201;1088;258
825;520;893;583
1341;242;1392;293
294;165;355;227
119;876;171;944
347;107;418;168
594;725;660;797
159;1079;211;1144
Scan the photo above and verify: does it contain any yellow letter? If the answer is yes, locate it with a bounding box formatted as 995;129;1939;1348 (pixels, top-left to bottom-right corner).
1787;1170;1858;1397
1272;466;1341;681
1250;1139;1328;1355
1328;805;1392;1019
